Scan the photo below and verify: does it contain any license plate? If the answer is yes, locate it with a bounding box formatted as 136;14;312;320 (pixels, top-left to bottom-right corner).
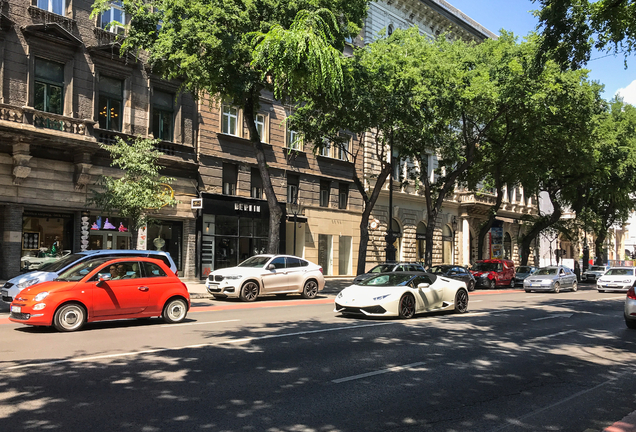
608;284;618;288
11;305;21;313
531;283;541;287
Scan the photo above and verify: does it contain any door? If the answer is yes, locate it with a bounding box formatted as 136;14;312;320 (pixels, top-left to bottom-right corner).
285;257;307;293
91;262;149;316
412;275;443;310
261;256;289;293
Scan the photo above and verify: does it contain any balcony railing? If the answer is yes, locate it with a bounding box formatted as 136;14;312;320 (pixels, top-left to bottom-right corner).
22;107;90;135
28;5;76;34
96;128;196;161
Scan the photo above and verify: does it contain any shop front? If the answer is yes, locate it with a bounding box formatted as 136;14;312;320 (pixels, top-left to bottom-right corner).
200;194;275;278
21;211;74;271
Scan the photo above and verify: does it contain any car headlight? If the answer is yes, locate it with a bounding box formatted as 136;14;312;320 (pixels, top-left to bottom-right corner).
16;278;40;290
337;292;343;299
224;275;242;280
33;303;46;310
34;291;49;302
623;279;632;283
598;279;605;283
373;294;390;301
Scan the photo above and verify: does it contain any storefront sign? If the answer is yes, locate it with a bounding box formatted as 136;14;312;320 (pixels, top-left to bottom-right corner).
191;198;203;209
234;203;261;213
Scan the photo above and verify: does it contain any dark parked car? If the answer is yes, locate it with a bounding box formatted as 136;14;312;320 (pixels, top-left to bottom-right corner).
428;265;475;291
515;266;537;286
354;262;426;284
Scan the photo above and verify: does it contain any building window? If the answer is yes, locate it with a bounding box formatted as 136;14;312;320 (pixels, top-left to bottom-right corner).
287;174;299;204
98;76;123;131
100;1;125;34
287;128;302;150
337;134;350;161
37;0;64;15
338;183;348;209
222;105;238;136
251;168;263;199
320;138;331;157
223;163;237;195
34;58;64;115
320;180;330;207
152;90;174;141
339;235;352;275
255;113;266;142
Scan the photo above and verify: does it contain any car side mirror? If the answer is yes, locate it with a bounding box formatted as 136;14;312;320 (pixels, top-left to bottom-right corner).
96;274;111;287
267;264;276;270
417;283;430;289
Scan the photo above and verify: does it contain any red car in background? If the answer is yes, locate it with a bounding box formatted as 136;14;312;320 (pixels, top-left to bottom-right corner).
9;257;190;332
471;259;516;289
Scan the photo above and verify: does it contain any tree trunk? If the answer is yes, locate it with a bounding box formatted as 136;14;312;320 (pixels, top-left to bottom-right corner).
243;93;283;255
131;226;139;250
423;208;439;268
519;194;562;266
594;231;607;265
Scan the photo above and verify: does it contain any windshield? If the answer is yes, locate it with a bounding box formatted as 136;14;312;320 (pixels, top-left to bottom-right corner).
37;253;84;273
359;274;414;287
516;266;533;273
605;268;634;276
534;268;557;275
369;264;396;274
56;258;112;282
472;262;502;272
429;266;451;274
238;255;271;268
590;266;606;272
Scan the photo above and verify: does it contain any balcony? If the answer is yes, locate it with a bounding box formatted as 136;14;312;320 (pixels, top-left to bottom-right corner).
28;5;76;35
96;129;196;165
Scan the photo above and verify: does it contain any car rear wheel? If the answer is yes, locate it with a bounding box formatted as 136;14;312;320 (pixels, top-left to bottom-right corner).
509;278;515;288
454;290;469;314
489;279;496;289
525;290;532;293
240;281;259;302
467;280;475;292
398;293;416;319
162;298;188;324
301;280;319;299
53;303;86;332
598;289;605;293
571;281;578;292
553;282;560;293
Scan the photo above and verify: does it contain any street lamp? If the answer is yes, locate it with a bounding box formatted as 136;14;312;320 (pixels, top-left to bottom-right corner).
289;199;303;257
385;129;397;262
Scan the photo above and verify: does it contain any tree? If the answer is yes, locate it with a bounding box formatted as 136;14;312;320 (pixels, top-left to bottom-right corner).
90;137;179;249
534;0;636;69
92;0;369;254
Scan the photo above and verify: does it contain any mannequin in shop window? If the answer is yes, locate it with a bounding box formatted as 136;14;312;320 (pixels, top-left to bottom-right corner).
153;225;166;251
51;236;60;255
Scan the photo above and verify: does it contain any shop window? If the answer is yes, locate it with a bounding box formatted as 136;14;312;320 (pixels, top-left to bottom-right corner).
287;174;299;204
442;224;453;264
338;235;352;275
34;58;64;115
21;212;73;271
100;1;125;34
251;167;263;199
147;221;183;272
152;89;174;141
318;234;333;275
338;183;348;209
223;163;237;195
222;105;238;136
88;215;131;251
37;0;64;15
320;180;330;207
98;76;123;131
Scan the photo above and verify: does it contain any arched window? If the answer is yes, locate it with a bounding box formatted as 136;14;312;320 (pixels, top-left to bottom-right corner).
391;218;402;260
504;232;512;259
416;222;427;262
442;224;453;264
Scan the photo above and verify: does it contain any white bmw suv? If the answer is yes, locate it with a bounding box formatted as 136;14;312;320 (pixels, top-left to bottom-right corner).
206;254;325;301
597;267;636;293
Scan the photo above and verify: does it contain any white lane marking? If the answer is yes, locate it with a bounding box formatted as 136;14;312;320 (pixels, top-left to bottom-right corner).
491;369;634;432
527;329;576;342
532;314;573;321
332;362;426;384
525;295;548;298
6;321;395;370
158;319;239;328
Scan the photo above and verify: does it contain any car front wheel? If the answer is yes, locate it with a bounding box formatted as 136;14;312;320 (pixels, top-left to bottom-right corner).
163;298;188;324
240;281;259;302
398;293;416;319
571;281;578;292
489;279;496;289
454;290;469;313
53;303;86;332
301;280;318;299
553;282;560;293
467;280;475;292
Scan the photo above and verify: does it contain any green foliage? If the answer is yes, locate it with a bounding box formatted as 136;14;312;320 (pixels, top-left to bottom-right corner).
534;0;636;69
90;136;179;231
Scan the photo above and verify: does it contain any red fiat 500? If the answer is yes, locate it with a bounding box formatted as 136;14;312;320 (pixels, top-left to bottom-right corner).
9;257;190;332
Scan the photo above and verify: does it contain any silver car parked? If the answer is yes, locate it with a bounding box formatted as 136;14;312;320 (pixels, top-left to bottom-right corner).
625;286;636;329
524;266;578;293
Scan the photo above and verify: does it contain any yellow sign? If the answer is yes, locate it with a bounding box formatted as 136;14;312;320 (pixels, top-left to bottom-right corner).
158;183;174;208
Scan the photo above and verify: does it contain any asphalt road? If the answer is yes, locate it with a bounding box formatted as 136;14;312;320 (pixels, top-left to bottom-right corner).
0;284;634;432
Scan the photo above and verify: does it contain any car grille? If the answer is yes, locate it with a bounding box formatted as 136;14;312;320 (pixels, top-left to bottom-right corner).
2;294;12;302
335;304;387;315
207;287;222;293
10;312;30;320
209;275;224;282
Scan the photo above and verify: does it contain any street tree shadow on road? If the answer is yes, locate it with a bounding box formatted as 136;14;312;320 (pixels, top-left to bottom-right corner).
0;296;635;432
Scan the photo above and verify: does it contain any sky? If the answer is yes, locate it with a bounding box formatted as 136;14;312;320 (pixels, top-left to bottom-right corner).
446;0;636;104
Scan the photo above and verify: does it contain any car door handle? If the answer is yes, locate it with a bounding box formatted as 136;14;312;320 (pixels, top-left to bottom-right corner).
138;286;149;292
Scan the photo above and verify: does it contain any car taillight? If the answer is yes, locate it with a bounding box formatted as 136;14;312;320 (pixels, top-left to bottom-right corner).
628;287;636;300
319;267;323;274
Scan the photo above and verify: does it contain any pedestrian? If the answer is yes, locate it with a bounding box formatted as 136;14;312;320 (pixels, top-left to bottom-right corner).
574;260;581;282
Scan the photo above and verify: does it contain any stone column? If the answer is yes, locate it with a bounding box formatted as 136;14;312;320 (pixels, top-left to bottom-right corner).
462;216;470;266
1;205;23;280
